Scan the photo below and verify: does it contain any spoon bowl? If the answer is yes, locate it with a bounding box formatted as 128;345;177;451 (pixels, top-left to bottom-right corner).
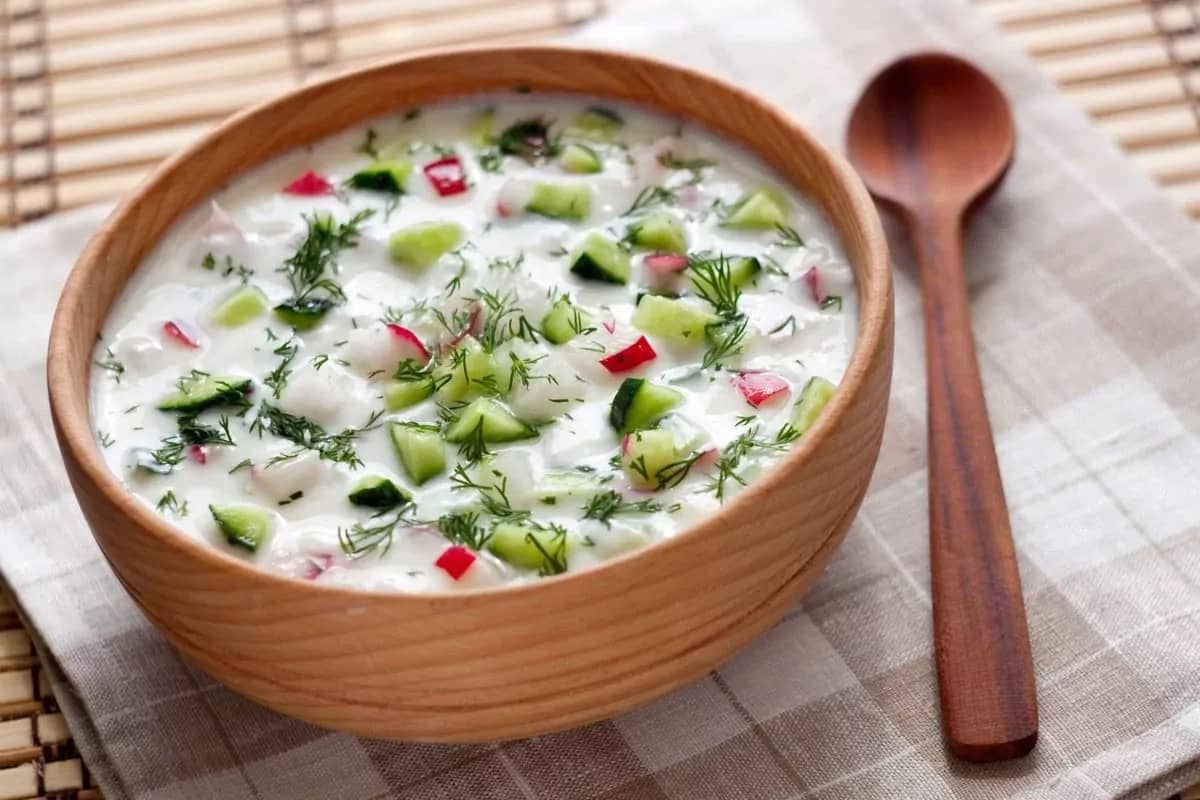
847;53;1015;214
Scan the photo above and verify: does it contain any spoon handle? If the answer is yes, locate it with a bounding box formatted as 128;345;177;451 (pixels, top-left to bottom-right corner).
912;212;1038;762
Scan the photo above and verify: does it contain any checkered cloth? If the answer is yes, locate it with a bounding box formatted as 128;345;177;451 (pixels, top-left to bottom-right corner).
2;0;1200;797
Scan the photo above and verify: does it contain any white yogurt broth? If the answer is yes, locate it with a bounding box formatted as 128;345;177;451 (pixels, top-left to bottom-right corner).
90;96;858;592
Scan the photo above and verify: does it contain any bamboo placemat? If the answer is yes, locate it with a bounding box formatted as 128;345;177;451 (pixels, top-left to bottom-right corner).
1;1;1199;799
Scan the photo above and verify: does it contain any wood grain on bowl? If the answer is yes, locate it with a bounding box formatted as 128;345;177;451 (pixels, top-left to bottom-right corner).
47;46;893;741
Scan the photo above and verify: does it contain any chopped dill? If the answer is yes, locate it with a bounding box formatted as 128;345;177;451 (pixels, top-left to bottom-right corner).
687;253;742;317
228;458;254;474
821;295;844;311
263;337;299;397
155;490;189;516
338;507;418;558
582;490;662;527
768;315;797;336
496;117;559;162
277;209;372;312
438;511;491;550
356;127;379;160
251;404;382;469
151;414;236;467
773;223;805;248
97;430;115;448
95;347;126;383
623;185;677;216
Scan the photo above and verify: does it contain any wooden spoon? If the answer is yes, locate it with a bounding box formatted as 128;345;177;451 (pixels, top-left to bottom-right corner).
846;53;1038;762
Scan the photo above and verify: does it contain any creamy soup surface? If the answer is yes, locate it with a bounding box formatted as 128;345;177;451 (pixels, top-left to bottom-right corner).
90;97;858;592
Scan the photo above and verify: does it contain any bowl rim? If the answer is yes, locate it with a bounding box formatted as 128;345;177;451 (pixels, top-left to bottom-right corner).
47;44;891;603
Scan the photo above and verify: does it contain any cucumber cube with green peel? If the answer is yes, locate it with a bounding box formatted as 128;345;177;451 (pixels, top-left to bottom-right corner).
347;476;410;510
621;429;682;491
433;338;500;402
526;182;591;221
559;143;603;174
443;398;538;444
722;188;789;230
487;522;575;573
273;297;334;331
790;377;837;435
209;503;272;552
383;378;434;410
157;375;251;413
628;212;687;254
566;106;624;141
541;295;592;344
212;285;268;327
609;378;683;433
388;221;464;269
388;422;446;486
568;232;630;285
349;159;412;194
632;295;718;344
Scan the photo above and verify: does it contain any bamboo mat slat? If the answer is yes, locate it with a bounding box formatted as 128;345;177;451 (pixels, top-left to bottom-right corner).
1;2;1200;799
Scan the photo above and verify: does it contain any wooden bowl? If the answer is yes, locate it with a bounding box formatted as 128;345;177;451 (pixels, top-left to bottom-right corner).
47;46;893;742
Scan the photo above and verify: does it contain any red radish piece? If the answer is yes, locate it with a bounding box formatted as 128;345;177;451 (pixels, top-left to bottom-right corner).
441;304;483;354
643;253;689;273
621;433;634;455
162;320;200;349
732;372;790;407
695;446;719;468
187;445;207;465
601;336;657;373
803;266;826;304
386;324;431;364
423;157;468;197
282;171;334;196
602;319;617;335
435;546;476;580
302;553;333;581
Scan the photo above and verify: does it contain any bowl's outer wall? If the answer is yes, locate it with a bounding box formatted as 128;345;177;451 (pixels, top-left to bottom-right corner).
48;47;894;741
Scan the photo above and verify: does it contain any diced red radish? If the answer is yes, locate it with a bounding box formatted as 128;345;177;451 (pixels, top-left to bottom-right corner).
600;336;657;373
695;446;719;468
385;324;431;364
187;444;207;465
162;320;200;349
435;546;476;580
621;433;633;455
643;253;689;273
423;156;468;197
282;171;334;196
732;372;790;407
803;266;826;304
302;553;333;581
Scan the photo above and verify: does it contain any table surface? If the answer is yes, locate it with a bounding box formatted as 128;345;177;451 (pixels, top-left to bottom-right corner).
1;1;1198;798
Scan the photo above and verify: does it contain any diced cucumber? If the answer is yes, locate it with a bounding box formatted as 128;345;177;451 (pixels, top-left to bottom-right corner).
730;256;762;287
559;143;603;174
212;285;268;327
536;469;605;504
349;159;412;194
632;295;718;344
444;398;538;444
622;429;681;491
388;221;464;269
722;188;788;230
209;503;271;552
347;476;410;510
469;107;495;145
569;232;630;285
628;212;687;254
541;295;592;344
567;106;624;141
157;374;251;413
526;182;591;220
790;377;837;435
609;377;683;433
434;338;500;402
388;422;446;485
487;522;575;572
383;377;434;410
273;297;334;331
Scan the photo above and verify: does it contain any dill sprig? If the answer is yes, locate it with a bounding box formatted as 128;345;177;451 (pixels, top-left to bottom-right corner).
623;185;677;217
97;430;115;448
382;297;429;325
821;295;844;311
525;524;570;576
474;288;539;351
95;347;126;383
702;315;749;370
263;337;299;397
773;223;805;248
251;403;383;468
653;450;707;490
155;490;189;516
456;418;491;465
356;127;380;160
438;511;491;550
704;425;790;502
151;414;236;467
338;507;418;559
687;253;742;317
448;465;531;523
278;209;372;307
506;352;557;393
582;490;662;527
